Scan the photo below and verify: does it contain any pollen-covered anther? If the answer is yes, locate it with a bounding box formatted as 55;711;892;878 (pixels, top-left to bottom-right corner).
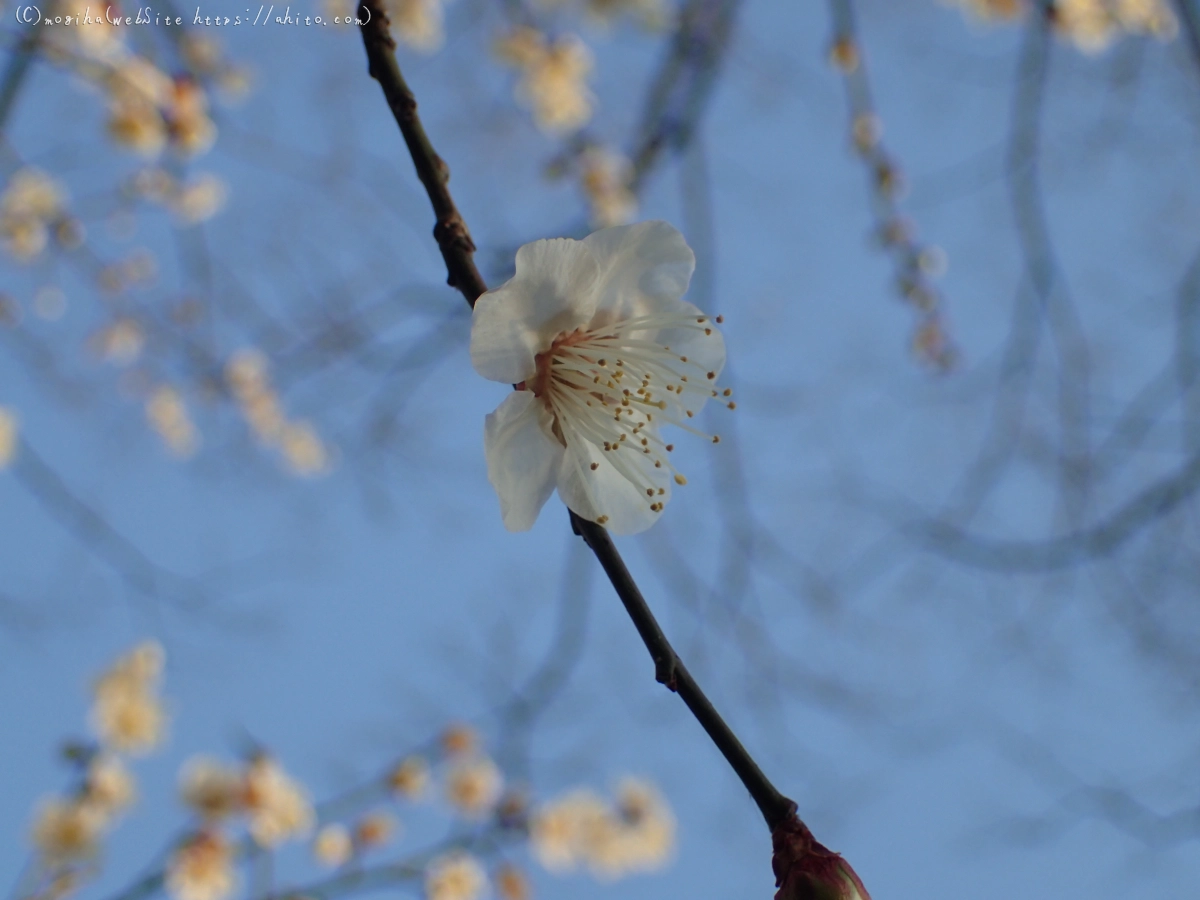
727;402;736;410
596;515;609;525
590;462;599;470
723;388;732;397
665;444;674;452
715;315;724;323
674;474;687;486
712;435;721;444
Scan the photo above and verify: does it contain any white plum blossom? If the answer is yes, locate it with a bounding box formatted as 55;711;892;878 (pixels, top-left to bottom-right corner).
470;221;728;535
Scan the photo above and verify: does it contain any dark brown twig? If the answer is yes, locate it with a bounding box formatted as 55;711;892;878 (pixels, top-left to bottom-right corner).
356;0;797;834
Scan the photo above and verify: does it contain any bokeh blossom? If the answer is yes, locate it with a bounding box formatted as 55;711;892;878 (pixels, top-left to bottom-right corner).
243;756;314;847
495;27;595;134
180;758;246;822
425;851;488;900
30;798;106;865
1;169;67;262
0;407;17;468
445;756;504;819
579;147;637;228
470;220;728;534
943;0;1177;52
166;831;236;900
388;0;453;51
530;779;675;878
388;755;431;799
313;824;353;867
90;641;167;754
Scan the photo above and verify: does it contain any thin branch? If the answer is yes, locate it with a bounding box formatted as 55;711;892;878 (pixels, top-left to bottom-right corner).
356;0;796;833
357;3;486;306
570;512;797;830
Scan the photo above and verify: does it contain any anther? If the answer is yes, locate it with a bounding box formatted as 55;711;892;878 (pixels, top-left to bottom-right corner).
674;474;687;485
705;328;712;335
686;411;694;418
590;462;599;471
715;315;724;323
723;388;732;397
596;515;609;525
706;371;715;380
665;444;674;451
646;488;654;497
712;435;721;444
727;402;737;410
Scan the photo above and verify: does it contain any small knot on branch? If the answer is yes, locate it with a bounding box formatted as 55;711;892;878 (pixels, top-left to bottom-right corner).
653;653;679;691
434;215;478;256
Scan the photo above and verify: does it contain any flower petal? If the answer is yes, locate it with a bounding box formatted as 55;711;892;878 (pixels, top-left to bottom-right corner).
554;430;672;535
470;238;600;384
582;221;695;322
655;297;727;383
484;391;564;531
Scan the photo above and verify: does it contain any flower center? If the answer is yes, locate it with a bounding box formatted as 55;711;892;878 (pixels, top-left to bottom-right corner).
522;312;733;521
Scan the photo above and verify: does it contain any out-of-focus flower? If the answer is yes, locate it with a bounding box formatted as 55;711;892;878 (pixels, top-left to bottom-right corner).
530;789;610;872
494;864;530;900
578;147;637;228
244;756;313;847
31;798;105;864
147;386;200;459
944;0;1176;51
0;407;17;469
279;421;328;476
441;723;477;757
604;778;675;874
225;349;331;475
106;57;172;156
469;221;728;534
1;168;66;262
90;641;167;754
84;755;136;820
180;758;245;822
425;852;488;900
353;811;398;849
171;174;228;225
47;0;123;57
495;28;594;134
1053;0;1177;52
180;34;223;75
106;60;217;157
445;756;504;819
93;319;145;366
168;80;218;156
166;831;235;900
388;0;452;51
388;755;431;799
313;824;353;867
584;0;670;29
942;0;1026;21
530;780;675;878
